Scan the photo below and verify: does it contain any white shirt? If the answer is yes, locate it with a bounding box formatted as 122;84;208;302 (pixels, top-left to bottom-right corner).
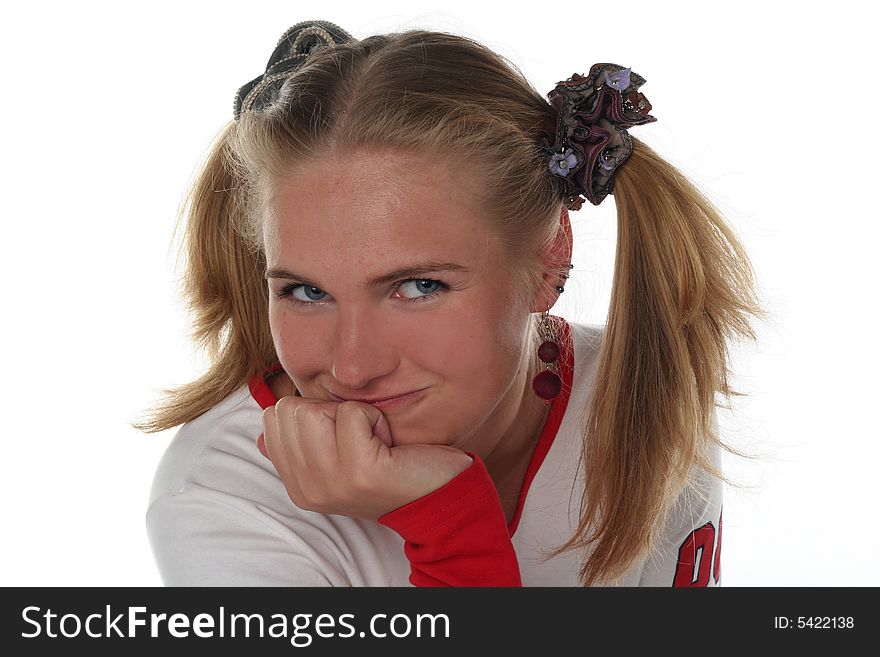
147;319;723;586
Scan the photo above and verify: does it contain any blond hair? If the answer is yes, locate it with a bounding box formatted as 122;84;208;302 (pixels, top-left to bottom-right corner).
133;28;766;586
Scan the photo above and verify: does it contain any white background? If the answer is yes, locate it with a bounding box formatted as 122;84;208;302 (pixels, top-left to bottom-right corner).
1;1;876;586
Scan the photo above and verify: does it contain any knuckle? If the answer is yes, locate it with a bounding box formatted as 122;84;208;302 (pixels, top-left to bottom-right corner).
274;395;297;419
262;406;275;423
275;395;293;411
338;400;362;415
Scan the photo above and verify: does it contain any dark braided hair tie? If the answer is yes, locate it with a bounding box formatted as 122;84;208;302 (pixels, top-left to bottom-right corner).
233;20;354;120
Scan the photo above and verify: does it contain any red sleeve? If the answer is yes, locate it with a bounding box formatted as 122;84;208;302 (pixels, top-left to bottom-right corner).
377;451;522;587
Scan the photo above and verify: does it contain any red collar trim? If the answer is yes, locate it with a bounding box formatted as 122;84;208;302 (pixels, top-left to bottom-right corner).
248;362;285;410
246;315;575;538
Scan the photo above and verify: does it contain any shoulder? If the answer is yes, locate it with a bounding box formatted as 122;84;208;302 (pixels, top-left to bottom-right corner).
147;385;276;508
563;320;604;393
144;384;409;586
566;321;604;357
566;320;604;343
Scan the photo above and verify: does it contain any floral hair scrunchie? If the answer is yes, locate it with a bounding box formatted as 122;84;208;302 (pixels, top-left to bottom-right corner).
542;63;657;210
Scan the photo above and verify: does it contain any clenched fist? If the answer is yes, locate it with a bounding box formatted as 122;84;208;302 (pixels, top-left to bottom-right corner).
256;395;474;520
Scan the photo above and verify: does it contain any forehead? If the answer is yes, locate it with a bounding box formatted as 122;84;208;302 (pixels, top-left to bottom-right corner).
263;148;497;269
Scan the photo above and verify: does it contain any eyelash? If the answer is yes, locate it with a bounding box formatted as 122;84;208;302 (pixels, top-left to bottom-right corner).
274;278;451;307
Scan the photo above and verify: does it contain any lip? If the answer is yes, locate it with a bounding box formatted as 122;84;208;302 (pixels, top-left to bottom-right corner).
329;388;427;409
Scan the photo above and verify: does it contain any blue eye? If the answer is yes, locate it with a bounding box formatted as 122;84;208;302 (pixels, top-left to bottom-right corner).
274;278;450;306
291;285;328;303
398;278;443;299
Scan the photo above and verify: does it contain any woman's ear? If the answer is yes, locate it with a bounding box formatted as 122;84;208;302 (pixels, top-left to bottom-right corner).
531;205;574;313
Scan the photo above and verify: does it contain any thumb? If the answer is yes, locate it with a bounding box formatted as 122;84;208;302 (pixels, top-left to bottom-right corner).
336;401;394;449
371;409;394;447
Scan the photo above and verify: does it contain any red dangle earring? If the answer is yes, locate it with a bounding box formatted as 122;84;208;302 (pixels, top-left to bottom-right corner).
532;309;563;403
531;265;572;402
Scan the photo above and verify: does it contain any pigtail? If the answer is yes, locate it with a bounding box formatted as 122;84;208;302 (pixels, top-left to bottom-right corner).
547;137;765;586
132;123;277;434
134;27;765;587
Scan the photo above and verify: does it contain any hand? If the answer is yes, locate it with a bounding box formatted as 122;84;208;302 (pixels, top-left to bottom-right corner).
256;395;474;520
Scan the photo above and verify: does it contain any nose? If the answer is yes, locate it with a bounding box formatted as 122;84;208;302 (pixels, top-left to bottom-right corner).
329;304;398;389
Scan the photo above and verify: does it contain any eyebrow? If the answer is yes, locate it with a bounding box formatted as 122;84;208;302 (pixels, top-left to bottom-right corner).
264;261;473;288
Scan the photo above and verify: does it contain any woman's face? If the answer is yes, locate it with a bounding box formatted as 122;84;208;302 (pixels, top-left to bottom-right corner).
263;147;536;449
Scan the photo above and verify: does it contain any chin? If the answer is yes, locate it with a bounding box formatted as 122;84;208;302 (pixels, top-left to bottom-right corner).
387;420;462;449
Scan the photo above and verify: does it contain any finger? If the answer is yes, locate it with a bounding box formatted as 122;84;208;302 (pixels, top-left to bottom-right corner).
262;405;284;468
256;432;269;460
272;396;309;471
288;400;341;469
369;409;394;448
276;396;340;472
337;401;392;446
335;401;387;477
262;403;306;503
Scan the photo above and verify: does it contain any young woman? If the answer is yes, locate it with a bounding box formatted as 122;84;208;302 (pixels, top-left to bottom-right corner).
135;20;764;586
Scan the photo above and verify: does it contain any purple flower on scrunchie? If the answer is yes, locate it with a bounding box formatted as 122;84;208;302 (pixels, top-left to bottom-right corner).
603;67;631;91
549;147;578;177
599;149;617;172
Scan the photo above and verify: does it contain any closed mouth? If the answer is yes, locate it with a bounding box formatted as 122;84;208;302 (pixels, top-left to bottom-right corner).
329;389;424;404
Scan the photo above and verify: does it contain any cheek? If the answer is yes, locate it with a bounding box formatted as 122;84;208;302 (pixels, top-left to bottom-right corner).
410;303;525;383
268;305;322;373
267;302;288;351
